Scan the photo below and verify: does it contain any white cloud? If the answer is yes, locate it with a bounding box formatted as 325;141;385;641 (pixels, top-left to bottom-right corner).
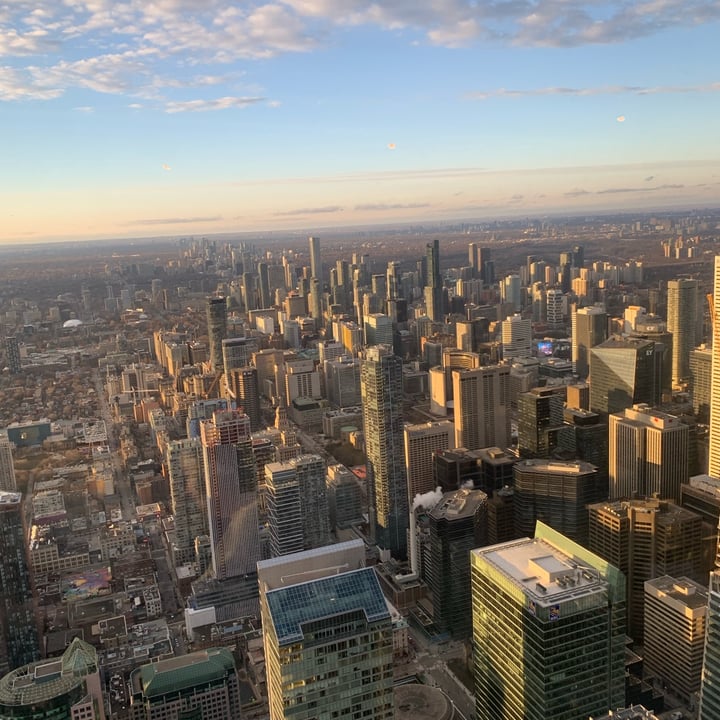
466;82;720;100
164;95;267;113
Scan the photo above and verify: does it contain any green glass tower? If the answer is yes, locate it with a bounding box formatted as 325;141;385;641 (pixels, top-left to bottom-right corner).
471;522;625;720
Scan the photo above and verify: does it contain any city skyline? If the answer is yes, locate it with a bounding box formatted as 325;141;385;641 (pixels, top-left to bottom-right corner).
1;1;719;243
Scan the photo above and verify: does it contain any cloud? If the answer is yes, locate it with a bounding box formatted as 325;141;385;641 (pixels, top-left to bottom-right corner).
162;163;171;171
564;188;590;197
164;96;266;113
354;202;431;211
616;114;626;122
466;82;720;101
73;105;93;112
274;205;343;216
644;176;655;182
124;215;223;226
595;184;685;195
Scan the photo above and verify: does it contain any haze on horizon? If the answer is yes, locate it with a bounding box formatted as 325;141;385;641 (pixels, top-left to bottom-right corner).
1;0;719;244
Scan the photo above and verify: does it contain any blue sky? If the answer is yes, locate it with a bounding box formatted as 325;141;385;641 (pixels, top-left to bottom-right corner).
1;1;719;242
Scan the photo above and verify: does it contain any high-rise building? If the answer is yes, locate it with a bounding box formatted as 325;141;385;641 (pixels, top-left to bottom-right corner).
258;260;271;308
513;458;600;543
571;305;607;378
452;364;511;451
471;522;626;720
709;257;720;477
589;336;662;416
129;648;240;720
424;239;443;321
0;638;104;719
608;405;689;502
200;410;259;581
404;421;454;502
545;287;564;327
3;337;20;375
309;235;321;281
0;439;16;492
588;498;703;640
361;345;408;558
166;438;207;565
643;575;707;703
427;488;487;638
221;336;258;376
690;346;712;423
258;540;393;720
699;570;720;719
364;313;394;347
667;278;699;387
517;386;567;458
225;366;261;431
501;314;532;359
206;296;227;374
0;492;39;676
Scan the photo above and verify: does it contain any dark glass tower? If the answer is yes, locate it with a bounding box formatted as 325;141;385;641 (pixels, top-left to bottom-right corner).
206;295;227;374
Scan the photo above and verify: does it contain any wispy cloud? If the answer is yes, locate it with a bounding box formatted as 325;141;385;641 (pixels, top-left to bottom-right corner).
354;202;431;211
124;215;223;226
466;82;720;101
274;205;343;216
596;183;685;195
165;95;267;113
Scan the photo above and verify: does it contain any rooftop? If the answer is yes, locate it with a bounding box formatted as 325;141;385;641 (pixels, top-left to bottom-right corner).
429;488;488;521
265;567;390;646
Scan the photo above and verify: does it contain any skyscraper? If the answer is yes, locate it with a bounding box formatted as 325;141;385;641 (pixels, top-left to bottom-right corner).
166;438;207;564
0;492;39;676
200;409;259;580
517;386;567;458
572;305;607;378
471;522;626;720
501;314;532;359
608;405;689;501
404;421;454;502
225;366;261;431
361;345;408;559
221;336;258;376
206;296;227;374
424;239;443;321
308;235;321;281
0;439;16;492
709;256;720;477
258;541;394;720
428;487;487;639
699;570;720;719
452;364;511;451
589;336;662;416
667;277;699;387
588;497;702;640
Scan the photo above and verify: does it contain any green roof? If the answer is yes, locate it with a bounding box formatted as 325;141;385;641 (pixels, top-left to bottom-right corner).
136;648;236;698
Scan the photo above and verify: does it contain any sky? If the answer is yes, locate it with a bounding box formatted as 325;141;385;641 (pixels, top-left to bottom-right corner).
1;0;719;243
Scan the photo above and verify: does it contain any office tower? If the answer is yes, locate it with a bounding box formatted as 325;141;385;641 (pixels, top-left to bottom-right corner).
258;541;393;720
364;313;393;347
609;405;689;502
631;314;673;396
200;409;259;580
284;358;321;404
643;575;707;703
432;448;482;492
468;241;479;276
326;464;364;530
428;488;487;639
545;287;564;327
206;296;227;374
710;258;720;476
3;337;20;375
667;278;699;387
424;239;443;321
0;438;16;492
308;235;321;281
265;455;329;557
588;498;702;640
0;492;39;676
222;336;258;376
309;277;323;328
471;522;626;720
257;260;271;309
167;438;207;564
699;570;720;719
690;346;712;422
226;366;261;431
361;345;408;558
404;421;454;502
517;386;566;458
325;357;361;408
487;486;517;544
572;305;607;378
129;648;240;719
501;314;532;359
0;638;104;719
513;458;599;543
590;336;662;416
453;364;511;451
501;274;522;312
